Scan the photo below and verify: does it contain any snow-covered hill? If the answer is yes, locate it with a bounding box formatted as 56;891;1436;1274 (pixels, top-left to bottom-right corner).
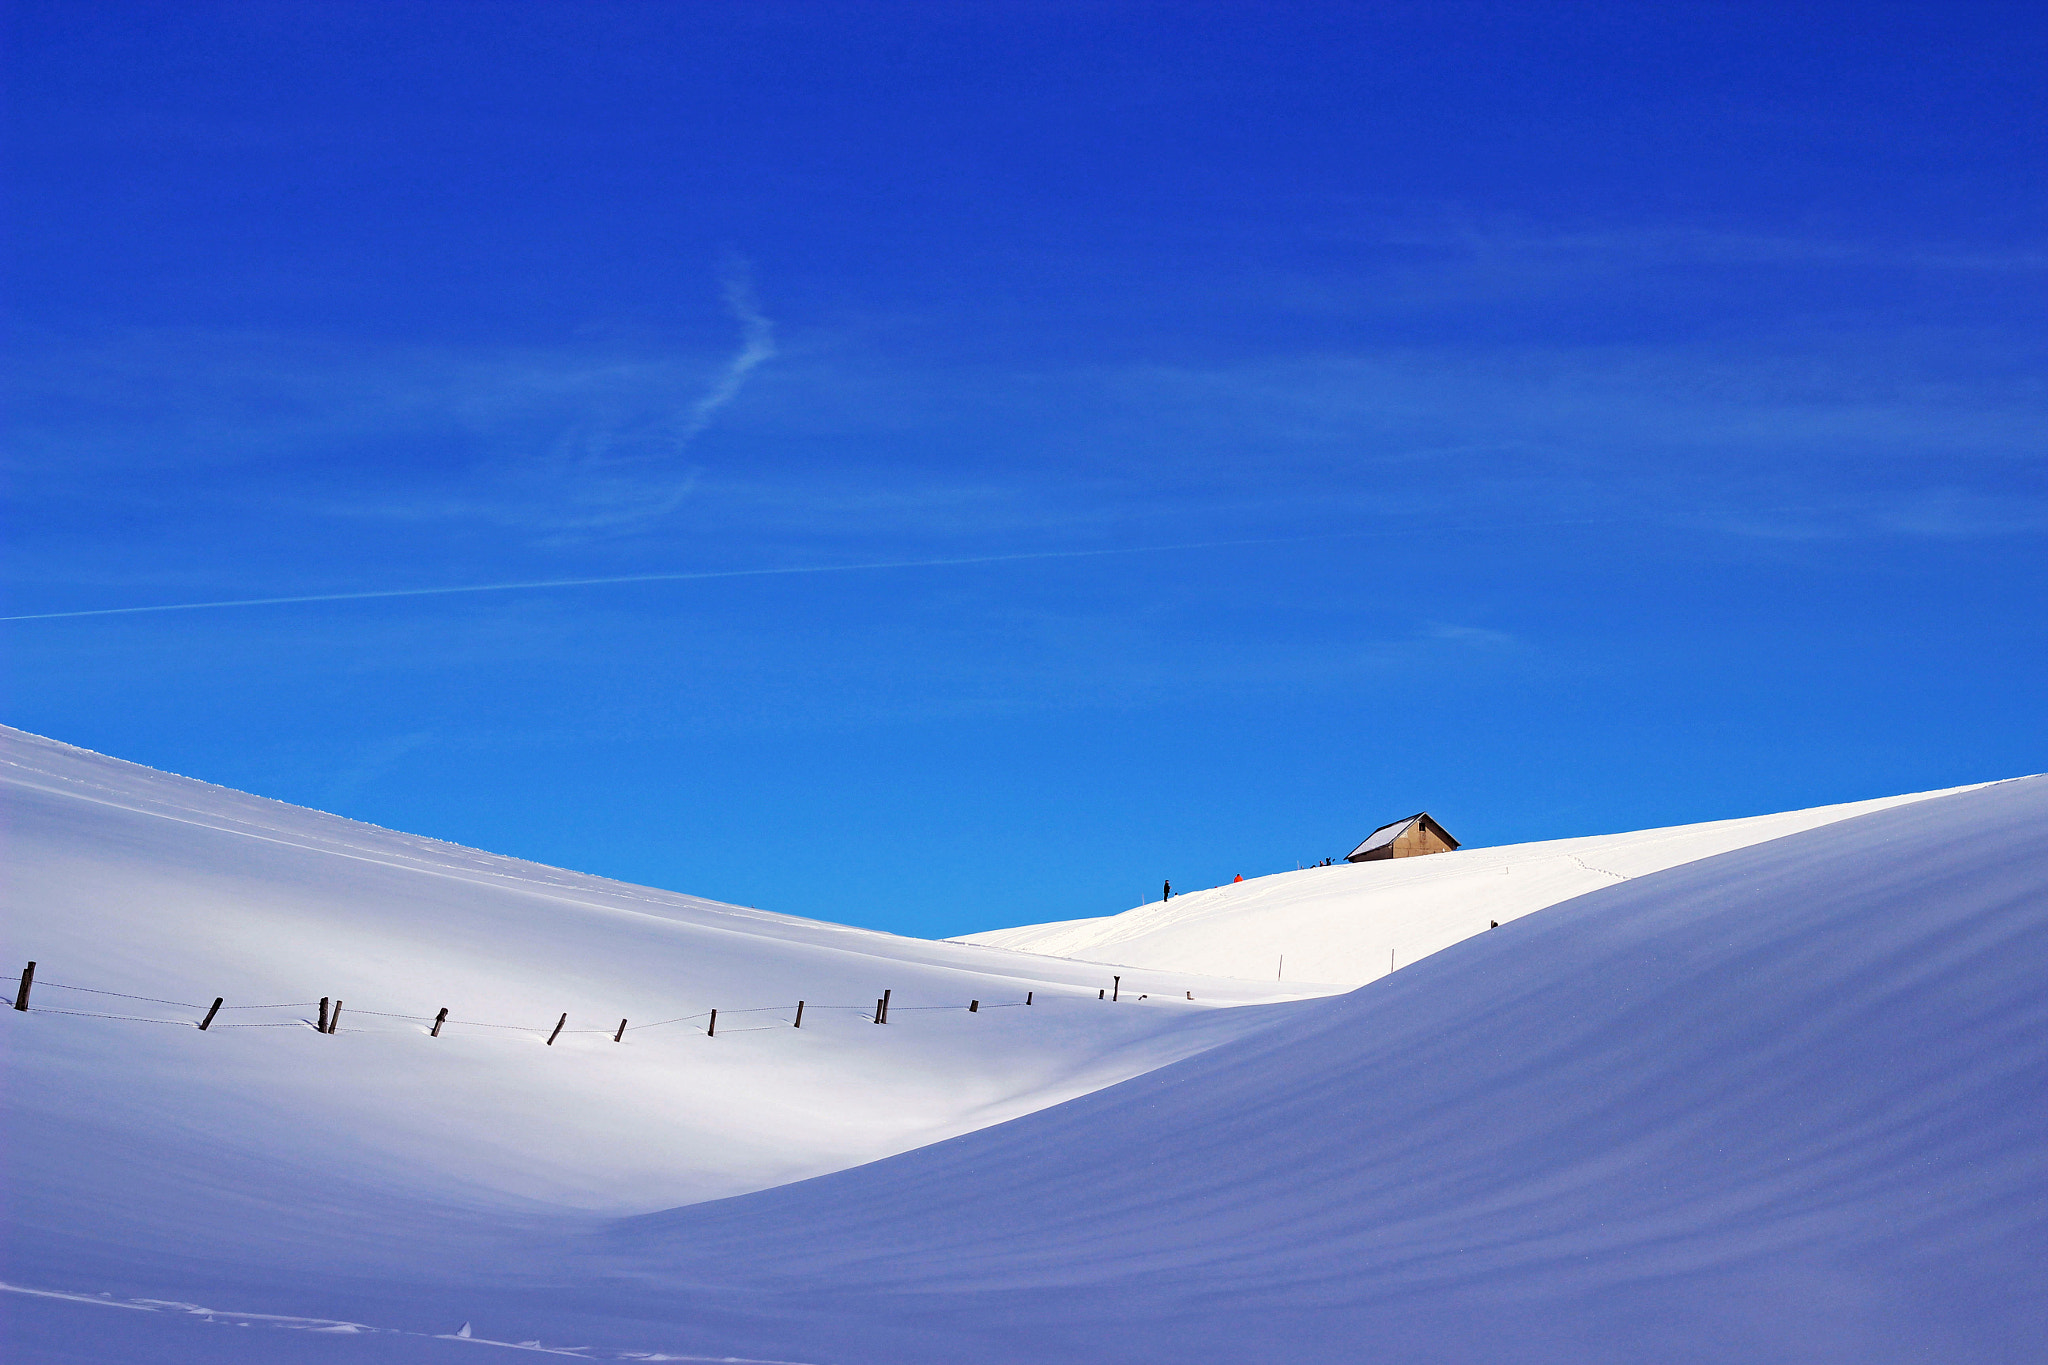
4;726;2041;1363
957;786;1984;982
586;773;2048;1364
0;726;1308;1281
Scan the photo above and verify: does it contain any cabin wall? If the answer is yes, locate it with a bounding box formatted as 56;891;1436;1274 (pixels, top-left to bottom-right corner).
1390;824;1455;858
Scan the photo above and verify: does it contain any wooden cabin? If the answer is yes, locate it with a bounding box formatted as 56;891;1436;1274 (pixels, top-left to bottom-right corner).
1345;812;1460;863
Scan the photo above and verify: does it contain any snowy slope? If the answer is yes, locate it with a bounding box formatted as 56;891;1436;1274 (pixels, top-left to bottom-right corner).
957;785;1985;982
5;730;2041;1364
0;726;1310;1285
571;774;2048;1363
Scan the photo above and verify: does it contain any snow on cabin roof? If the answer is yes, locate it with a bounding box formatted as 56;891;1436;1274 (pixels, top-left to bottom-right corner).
1347;813;1425;859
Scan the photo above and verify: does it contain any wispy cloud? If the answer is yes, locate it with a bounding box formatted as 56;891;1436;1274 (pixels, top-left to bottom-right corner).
680;260;777;446
488;259;778;540
2;265;781;543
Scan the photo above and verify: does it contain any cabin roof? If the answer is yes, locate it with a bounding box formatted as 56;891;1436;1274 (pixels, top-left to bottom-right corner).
1345;812;1459;861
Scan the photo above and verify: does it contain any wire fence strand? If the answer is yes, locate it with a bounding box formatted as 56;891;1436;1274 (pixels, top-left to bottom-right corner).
1;976;314;1012
26;1007;206;1025
6;965;1103;1044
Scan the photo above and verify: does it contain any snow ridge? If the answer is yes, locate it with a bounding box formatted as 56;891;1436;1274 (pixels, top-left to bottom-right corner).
959;781;1989;982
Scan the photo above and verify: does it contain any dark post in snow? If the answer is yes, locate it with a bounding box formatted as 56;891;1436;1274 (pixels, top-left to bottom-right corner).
1490;920;1498;929
969;1000;979;1012
198;997;224;1031
546;1012;567;1046
328;1000;342;1033
1098;988;1105;999
1113;976;1121;1002
613;1019;627;1042
13;961;34;1011
793;1000;805;1028
431;1008;448;1038
707;1009;717;1038
318;998;329;1032
881;989;892;1023
873;998;884;1023
1026;991;1033;1005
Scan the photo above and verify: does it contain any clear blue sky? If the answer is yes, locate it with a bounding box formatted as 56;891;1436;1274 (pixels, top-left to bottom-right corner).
4;3;2043;937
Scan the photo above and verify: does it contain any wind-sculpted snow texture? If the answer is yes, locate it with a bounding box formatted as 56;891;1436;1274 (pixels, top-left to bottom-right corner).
958;783;1987;982
3;726;2043;1363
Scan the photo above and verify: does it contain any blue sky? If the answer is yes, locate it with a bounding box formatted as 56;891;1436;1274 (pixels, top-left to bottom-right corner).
4;2;2043;937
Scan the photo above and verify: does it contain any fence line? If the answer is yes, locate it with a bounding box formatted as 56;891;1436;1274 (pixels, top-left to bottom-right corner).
2;965;1119;1041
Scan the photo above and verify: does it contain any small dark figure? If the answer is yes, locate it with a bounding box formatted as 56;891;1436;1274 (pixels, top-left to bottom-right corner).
1490;920;1499;929
1163;879;1172;901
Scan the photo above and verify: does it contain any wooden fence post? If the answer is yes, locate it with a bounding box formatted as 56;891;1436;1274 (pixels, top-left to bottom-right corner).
793;1000;805;1028
198;997;223;1031
969;1000;979;1012
431;1008;448;1038
1113;975;1121;1002
328;1001;342;1033
546;1012;566;1046
12;961;34;1011
1026;991;1032;1005
614;1019;627;1042
318;997;329;1032
873;997;884;1023
707;1009;717;1038
881;989;891;1023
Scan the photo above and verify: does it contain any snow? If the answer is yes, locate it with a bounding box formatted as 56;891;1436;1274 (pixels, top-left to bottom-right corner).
0;726;1307;1250
581;773;2048;1364
4;724;2044;1362
957;782;1989;982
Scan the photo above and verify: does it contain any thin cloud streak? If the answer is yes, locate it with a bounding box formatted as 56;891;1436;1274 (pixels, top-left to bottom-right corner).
0;538;1313;622
0;519;1635;623
681;262;777;446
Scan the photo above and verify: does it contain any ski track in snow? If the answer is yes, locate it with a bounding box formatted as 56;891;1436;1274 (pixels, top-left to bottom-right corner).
0;1282;817;1361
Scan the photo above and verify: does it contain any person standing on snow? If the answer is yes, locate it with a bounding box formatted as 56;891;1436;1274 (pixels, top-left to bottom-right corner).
1163;879;1172;902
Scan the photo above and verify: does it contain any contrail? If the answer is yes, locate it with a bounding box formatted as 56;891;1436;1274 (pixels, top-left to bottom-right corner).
0;536;1319;623
0;514;1649;624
